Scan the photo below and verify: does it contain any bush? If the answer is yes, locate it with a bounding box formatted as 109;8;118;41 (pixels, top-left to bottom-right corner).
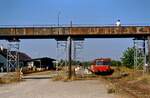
0;72;21;84
121;47;134;68
111;60;122;66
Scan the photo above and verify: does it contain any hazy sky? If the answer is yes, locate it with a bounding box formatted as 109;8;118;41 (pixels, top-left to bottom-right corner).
0;0;150;60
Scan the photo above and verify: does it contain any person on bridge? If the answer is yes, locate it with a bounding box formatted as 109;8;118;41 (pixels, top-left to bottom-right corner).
0;45;3;51
116;19;121;26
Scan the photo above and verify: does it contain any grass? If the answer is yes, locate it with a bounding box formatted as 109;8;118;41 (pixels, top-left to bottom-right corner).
53;74;99;82
104;66;150;97
52;67;98;82
0;72;22;84
52;70;68;81
106;83;117;94
132;75;150;85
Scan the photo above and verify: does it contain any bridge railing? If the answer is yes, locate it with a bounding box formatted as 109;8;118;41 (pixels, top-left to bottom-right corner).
0;24;150;28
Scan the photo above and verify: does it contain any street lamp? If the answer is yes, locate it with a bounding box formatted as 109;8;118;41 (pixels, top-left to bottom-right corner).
56;11;61;63
57;11;61;28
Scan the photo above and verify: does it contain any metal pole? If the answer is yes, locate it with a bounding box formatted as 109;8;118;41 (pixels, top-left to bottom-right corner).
67;21;73;79
16;42;20;72
143;39;146;73
57;11;61;34
65;41;67;67
68;36;72;79
40;60;41;70
73;41;76;61
57;12;61;27
147;36;150;73
6;42;9;72
56;41;59;61
133;39;137;70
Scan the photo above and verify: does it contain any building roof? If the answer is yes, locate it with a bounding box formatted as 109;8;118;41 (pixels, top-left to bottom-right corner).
25;57;55;62
0;48;32;61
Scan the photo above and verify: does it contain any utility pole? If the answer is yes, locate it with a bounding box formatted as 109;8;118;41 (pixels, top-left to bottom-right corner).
56;11;61;65
68;21;73;79
147;36;150;73
68;36;72;79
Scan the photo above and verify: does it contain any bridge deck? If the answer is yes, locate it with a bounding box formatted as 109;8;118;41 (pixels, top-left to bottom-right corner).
0;26;150;39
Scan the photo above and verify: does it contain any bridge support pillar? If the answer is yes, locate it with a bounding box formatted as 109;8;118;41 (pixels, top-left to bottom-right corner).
6;38;20;72
55;37;84;79
133;38;146;72
56;40;67;66
72;39;84;63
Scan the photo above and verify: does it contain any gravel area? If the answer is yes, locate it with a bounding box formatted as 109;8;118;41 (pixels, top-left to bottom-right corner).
0;73;124;98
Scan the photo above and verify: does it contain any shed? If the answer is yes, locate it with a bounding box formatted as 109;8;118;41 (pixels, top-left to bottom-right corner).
24;57;56;70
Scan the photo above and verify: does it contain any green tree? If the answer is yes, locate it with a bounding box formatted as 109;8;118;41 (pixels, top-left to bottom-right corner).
121;47;134;68
111;60;122;66
81;61;92;68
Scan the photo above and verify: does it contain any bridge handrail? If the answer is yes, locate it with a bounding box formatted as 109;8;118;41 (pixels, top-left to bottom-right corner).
0;24;150;28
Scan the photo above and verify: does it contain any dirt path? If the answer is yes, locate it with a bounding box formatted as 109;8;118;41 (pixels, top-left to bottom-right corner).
0;72;124;98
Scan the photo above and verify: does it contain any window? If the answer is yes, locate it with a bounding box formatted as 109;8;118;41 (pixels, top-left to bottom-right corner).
96;60;110;66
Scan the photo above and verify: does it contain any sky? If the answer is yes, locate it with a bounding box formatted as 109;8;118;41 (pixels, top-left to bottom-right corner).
0;0;150;61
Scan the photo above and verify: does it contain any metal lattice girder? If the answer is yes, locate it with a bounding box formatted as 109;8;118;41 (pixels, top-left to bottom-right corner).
73;40;84;61
7;39;20;72
133;38;146;70
56;40;68;66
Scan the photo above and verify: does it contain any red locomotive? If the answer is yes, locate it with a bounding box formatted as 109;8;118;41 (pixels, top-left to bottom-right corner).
90;58;114;75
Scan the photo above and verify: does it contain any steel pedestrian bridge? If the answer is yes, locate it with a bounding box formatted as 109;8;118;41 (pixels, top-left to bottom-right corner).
0;25;150;39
